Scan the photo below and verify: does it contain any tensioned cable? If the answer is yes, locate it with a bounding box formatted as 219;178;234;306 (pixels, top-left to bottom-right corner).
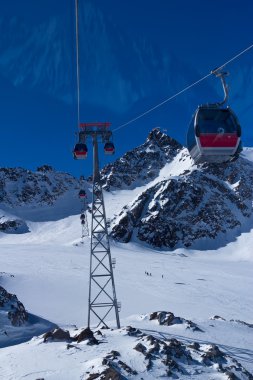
113;43;253;132
75;0;81;130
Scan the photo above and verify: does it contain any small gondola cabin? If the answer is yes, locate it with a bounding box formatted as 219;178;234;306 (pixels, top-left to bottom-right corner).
104;142;115;155
73;143;88;159
79;190;87;199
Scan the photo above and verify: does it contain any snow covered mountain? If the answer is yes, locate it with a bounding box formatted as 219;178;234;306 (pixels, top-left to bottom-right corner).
100;129;253;249
1;131;253;250
0;134;253;378
0;165;88;224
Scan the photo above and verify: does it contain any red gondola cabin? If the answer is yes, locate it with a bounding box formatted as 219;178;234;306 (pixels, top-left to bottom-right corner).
104;142;115;155
187;106;242;164
73;143;88;159
79;190;87;199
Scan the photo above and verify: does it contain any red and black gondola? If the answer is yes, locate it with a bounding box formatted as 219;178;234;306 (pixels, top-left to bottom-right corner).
104;142;115;155
187;106;242;164
79;190;87;199
73;143;88;159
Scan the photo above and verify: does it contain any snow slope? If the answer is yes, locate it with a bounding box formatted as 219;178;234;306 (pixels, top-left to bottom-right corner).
242;147;253;163
0;205;253;378
0;146;253;378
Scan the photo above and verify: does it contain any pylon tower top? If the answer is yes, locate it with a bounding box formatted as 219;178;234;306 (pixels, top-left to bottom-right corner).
79;122;111;129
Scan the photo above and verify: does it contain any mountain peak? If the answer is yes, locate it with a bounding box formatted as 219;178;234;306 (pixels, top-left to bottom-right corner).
147;128;182;150
100;129;183;191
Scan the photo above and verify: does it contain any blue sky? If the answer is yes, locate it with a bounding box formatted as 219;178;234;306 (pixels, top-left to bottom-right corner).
0;0;252;176
96;0;253;69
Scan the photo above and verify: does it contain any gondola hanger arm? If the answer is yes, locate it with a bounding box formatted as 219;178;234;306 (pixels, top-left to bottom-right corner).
210;68;229;107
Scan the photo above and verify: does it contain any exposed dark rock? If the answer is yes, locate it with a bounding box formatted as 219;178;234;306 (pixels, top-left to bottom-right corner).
149;311;158;320
134;343;146;354
125;326;143;337
66;343;81;350
87;367;123;380
102;358;109;366
147;342;160;355
0;218;29;234
100;367;122;380
43;328;70;342
73;327;98;344
87;337;99;345
118;360;137;375
105;350;121;360
210;315;226;321
188;342;200;350
37;165;53;172
0;286;28;326
202;344;226;365
86;374;100;380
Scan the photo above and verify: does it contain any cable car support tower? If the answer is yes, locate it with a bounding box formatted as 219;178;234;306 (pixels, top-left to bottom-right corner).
76;123;120;329
73;0;120;329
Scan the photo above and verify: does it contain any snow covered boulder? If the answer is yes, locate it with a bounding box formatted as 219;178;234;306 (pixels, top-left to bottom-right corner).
149;311;203;332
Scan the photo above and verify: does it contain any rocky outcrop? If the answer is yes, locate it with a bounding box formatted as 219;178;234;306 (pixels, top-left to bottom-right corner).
0;217;29;234
149;311;203;332
100;128;182;191
73;327;98;345
85;326;253;380
0;286;28;326
43;328;70;342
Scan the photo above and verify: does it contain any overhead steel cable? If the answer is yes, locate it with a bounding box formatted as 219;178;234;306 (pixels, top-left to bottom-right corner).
75;0;81;130
113;43;253;133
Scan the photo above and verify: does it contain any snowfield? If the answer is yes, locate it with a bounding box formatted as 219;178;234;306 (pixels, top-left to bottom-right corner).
0;147;253;379
0;193;253;378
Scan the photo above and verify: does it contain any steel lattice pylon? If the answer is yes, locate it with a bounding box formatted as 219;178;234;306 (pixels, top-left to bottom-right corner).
81;207;89;241
81;124;120;329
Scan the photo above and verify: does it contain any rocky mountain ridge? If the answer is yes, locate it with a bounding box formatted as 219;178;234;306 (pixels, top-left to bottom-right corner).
0;165;87;225
100;128;182;190
108;129;253;249
0;165;78;207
